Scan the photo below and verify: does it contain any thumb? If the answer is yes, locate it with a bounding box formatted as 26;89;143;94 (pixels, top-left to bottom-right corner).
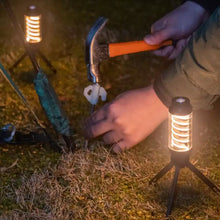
144;28;172;45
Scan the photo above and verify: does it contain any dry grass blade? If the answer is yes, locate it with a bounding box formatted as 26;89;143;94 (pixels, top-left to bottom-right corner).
0;159;18;173
1;146;167;220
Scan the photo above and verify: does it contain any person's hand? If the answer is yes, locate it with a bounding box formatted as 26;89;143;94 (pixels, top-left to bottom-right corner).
144;1;209;59
84;85;168;153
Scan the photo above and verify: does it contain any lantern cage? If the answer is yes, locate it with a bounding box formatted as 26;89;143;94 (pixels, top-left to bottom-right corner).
9;5;56;74
24;5;42;44
168;97;192;153
149;97;220;217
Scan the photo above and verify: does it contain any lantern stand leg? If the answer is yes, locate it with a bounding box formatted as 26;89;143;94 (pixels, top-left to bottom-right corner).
9;49;57;74
37;50;57;74
166;166;180;217
186;162;220;193
9;52;27;72
149;151;220;218
149;161;173;184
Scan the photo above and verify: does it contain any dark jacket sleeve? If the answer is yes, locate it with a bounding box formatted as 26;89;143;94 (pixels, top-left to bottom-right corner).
154;6;220;110
185;0;219;13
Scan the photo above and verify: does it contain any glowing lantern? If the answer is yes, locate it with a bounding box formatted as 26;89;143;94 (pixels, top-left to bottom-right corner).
24;5;42;43
6;3;56;73
169;97;192;152
149;96;220;217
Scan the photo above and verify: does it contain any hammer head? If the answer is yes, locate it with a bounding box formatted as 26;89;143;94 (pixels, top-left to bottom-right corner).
85;17;109;83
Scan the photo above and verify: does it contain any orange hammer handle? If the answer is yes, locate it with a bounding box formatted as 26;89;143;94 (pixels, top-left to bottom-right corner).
109;40;172;57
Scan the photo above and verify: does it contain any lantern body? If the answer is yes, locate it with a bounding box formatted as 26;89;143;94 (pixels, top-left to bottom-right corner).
168;97;192;152
24;5;42;44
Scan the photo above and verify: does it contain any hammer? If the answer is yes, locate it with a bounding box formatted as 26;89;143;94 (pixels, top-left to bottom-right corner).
85;17;172;84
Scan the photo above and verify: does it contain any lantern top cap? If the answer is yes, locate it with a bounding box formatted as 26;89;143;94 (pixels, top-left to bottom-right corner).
176;97;186;103
29;5;36;10
169;97;192;115
26;5;40;16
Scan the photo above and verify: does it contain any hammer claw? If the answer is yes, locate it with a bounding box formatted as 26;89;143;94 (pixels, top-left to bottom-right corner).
85;17;108;83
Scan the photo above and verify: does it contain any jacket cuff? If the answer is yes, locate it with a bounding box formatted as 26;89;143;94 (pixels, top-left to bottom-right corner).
153;61;217;110
153;77;171;108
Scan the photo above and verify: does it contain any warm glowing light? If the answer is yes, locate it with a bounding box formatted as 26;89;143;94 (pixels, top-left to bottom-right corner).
24;6;42;43
168;97;192;152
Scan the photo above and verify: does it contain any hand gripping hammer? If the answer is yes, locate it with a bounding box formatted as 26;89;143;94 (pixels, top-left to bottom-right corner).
84;17;172;108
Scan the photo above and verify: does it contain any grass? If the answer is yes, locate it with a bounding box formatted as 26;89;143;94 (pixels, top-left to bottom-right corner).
0;0;219;219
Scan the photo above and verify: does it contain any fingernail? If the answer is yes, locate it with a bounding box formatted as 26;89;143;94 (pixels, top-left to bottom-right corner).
113;145;122;154
144;35;154;45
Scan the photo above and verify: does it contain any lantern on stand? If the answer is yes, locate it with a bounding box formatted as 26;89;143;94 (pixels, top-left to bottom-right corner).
10;5;56;74
25;5;42;44
149;97;220;217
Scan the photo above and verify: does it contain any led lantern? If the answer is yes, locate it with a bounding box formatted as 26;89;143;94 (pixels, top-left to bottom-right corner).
169;97;192;153
25;5;42;44
9;5;56;73
149;97;219;217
